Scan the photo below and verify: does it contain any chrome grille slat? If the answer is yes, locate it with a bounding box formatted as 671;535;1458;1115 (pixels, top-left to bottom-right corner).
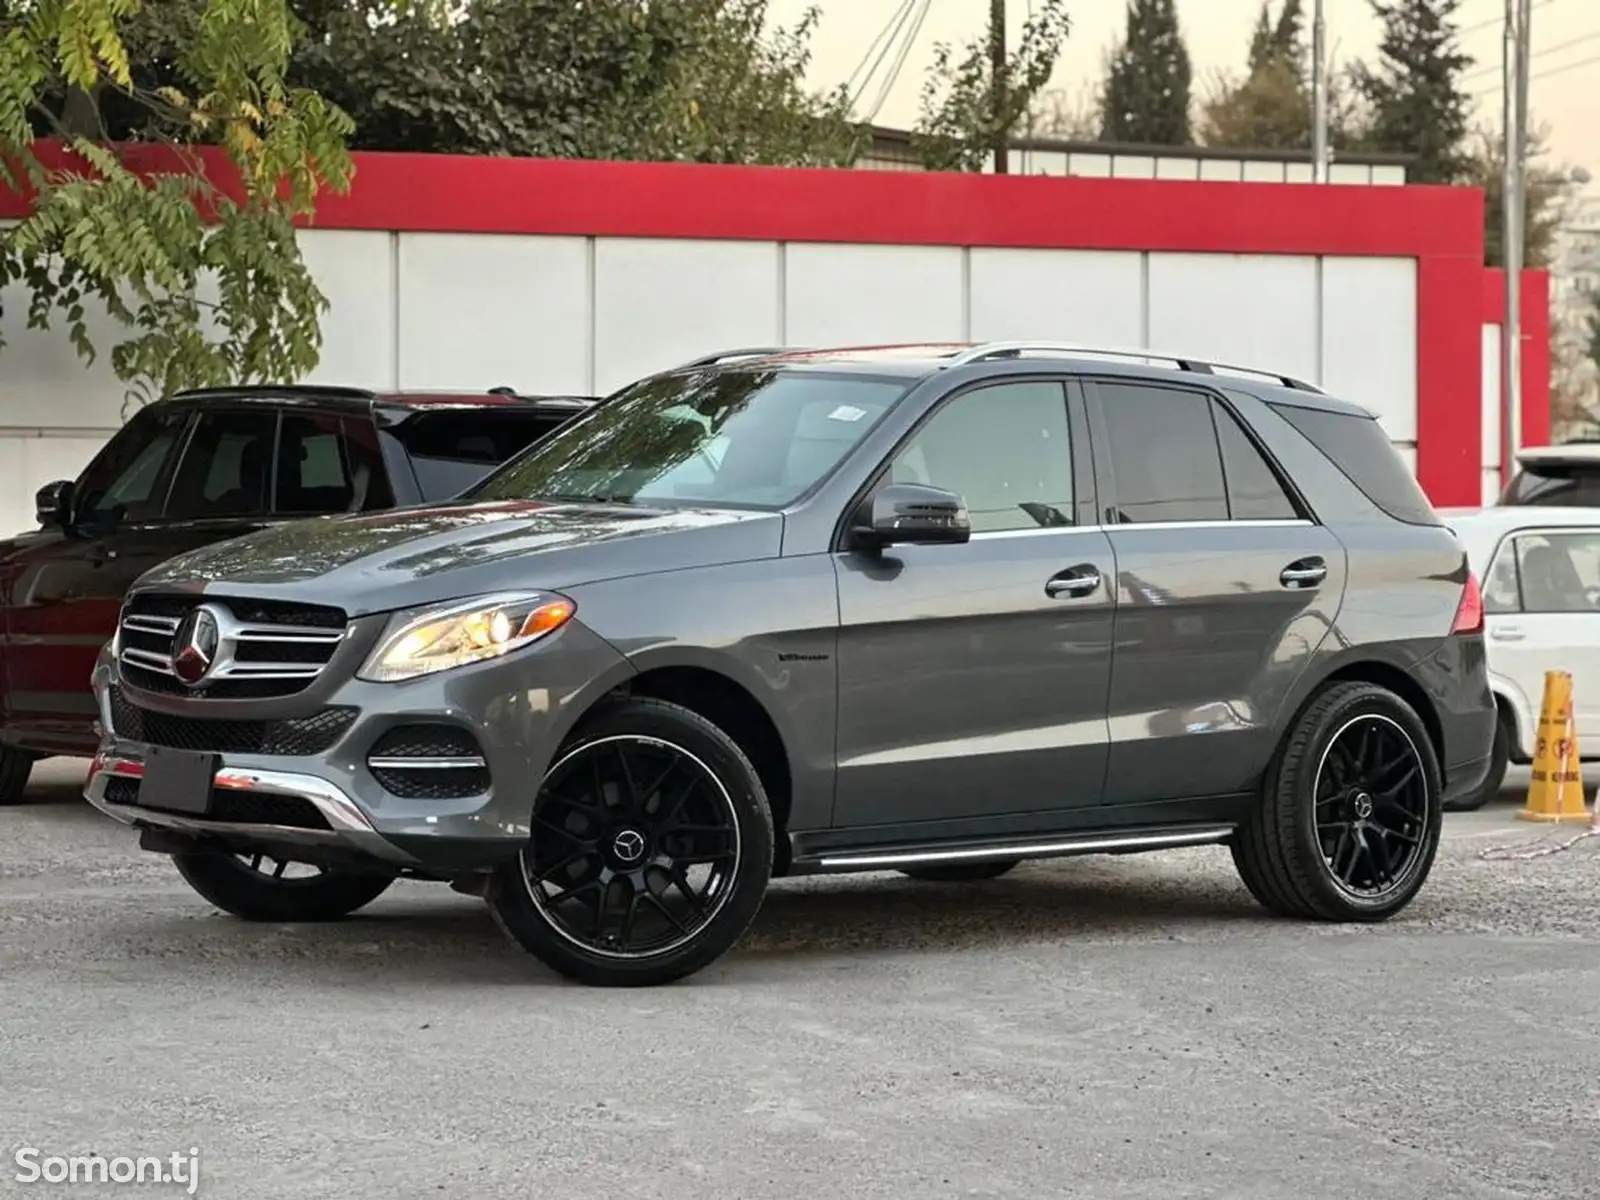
118;595;349;699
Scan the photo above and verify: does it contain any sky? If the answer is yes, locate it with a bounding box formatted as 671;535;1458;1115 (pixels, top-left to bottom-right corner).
767;0;1600;186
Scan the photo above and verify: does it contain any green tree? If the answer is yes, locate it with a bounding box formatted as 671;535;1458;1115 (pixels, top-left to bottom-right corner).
911;0;1072;171
288;0;865;166
0;0;355;406
1099;0;1192;145
1353;0;1472;183
1248;0;1304;74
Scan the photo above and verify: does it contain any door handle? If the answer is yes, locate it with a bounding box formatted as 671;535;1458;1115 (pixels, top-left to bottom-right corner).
1490;626;1526;642
1045;566;1102;599
1279;557;1327;588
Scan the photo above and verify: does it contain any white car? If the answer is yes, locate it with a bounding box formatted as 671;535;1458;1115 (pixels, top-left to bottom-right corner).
1441;504;1600;808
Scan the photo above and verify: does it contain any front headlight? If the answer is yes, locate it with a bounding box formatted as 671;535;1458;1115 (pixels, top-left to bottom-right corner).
357;592;576;683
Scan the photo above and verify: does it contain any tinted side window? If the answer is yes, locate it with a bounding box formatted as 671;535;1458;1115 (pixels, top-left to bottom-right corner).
1514;531;1600;613
1272;403;1440;526
1211;399;1299;520
165;409;278;520
74;407;189;525
398;411;573;501
890;381;1074;534
1096;382;1227;524
341;417;396;511
277;413;354;516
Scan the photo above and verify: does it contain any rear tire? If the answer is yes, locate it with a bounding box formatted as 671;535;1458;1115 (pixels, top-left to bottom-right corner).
173;851;395;922
0;746;35;806
898;859;1019;882
488;697;774;987
1442;710;1510;813
1232;681;1442;922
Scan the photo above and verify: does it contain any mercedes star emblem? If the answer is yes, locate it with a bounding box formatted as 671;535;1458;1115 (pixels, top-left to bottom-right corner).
611;828;647;864
171;604;224;687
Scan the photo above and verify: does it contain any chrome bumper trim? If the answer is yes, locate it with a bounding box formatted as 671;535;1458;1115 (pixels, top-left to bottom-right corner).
83;752;418;867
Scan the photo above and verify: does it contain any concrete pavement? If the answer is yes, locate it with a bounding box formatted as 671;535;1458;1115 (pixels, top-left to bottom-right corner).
2;759;1596;1199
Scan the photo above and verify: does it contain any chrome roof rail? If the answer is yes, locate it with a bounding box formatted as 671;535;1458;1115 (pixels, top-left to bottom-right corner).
943;341;1324;394
675;347;799;370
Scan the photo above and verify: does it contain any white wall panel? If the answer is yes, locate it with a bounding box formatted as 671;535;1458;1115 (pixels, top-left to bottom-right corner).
1;435;111;537
1200;159;1243;181
594;238;780;394
1481;323;1502;473
1243;161;1285;182
1147;253;1319;384
1155;157;1200;180
296;230;396;388
0;269;131;431
1321;256;1418;441
1393;444;1419;478
968;249;1142;346
398;233;588;394
784;244;964;348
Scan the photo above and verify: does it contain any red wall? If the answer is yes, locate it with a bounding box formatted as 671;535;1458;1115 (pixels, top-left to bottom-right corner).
4;144;1536;508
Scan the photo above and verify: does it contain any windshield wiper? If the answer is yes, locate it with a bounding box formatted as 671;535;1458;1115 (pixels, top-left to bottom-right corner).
536;492;635;506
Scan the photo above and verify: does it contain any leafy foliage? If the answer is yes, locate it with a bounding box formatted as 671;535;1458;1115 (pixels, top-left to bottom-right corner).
1352;0;1473;184
910;0;1071;172
287;0;865;167
0;0;354;408
1248;0;1303;75
1099;0;1192;146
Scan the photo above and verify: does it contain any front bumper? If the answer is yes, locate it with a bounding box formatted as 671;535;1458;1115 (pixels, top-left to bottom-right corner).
84;616;637;875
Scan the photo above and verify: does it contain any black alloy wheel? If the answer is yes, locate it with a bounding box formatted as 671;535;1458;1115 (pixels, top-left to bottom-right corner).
1232;681;1442;922
1313;715;1430;898
489;697;773;986
172;849;395;921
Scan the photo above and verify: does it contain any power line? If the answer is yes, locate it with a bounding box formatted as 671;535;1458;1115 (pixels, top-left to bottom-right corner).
864;0;933;123
845;0;918;105
1473;40;1600;94
1465;26;1600;79
1460;0;1557;37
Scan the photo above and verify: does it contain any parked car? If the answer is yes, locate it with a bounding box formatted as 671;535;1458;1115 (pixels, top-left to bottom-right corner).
83;343;1493;986
1498;442;1600;507
1439;504;1600;809
0;384;593;802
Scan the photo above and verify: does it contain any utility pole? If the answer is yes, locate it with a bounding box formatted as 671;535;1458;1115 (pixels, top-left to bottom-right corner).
1311;0;1329;182
1503;0;1533;482
990;0;1009;174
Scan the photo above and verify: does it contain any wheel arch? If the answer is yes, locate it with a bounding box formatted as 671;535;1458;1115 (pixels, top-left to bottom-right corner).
564;647;798;875
1275;652;1446;773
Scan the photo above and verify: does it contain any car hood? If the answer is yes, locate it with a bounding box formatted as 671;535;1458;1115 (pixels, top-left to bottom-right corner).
134;500;784;617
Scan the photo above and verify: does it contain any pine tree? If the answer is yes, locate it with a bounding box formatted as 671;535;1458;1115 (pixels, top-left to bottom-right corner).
1099;0;1193;145
1355;0;1474;184
1248;0;1305;75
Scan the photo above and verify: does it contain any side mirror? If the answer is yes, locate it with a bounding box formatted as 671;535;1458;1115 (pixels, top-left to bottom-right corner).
35;480;74;529
852;483;971;551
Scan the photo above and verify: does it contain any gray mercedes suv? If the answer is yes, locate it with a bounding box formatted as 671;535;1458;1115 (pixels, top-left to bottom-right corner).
85;342;1495;986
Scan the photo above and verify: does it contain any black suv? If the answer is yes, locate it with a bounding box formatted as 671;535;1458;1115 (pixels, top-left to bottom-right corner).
0;385;591;800
83;344;1494;986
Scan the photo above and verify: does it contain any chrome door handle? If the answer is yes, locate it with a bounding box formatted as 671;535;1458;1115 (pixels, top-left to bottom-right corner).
1045;569;1101;599
1490;626;1526;642
1279;564;1327;588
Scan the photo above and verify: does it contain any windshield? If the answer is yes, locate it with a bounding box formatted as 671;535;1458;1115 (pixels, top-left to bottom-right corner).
465;369;910;509
1501;460;1600;506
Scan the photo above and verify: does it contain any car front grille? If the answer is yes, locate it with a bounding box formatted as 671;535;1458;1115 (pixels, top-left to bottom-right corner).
108;688;357;756
118;593;347;700
367;723;491;800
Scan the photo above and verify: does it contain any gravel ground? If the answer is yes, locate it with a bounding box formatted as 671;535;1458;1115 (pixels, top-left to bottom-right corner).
2;759;1597;1200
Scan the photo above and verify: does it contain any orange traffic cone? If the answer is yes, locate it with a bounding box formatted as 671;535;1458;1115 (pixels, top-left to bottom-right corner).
1518;671;1593;824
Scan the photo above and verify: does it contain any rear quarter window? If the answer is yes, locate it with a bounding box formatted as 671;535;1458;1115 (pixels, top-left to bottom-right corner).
396;410;577;501
1271;403;1440;526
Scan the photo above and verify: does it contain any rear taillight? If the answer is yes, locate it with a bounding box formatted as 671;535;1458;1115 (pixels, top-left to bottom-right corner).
1451;571;1484;635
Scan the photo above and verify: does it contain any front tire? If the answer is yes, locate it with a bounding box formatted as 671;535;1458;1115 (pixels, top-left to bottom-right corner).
173;851;395;922
0;746;36;805
1232;681;1442;922
899;859;1020;882
1442;710;1510;813
489;697;774;987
